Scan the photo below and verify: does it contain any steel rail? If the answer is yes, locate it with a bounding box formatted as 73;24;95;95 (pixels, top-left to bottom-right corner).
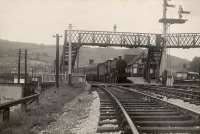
99;85;140;134
120;84;200;104
115;85;200;119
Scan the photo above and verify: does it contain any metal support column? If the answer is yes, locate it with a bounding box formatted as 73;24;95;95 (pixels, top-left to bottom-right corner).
76;48;79;73
155;34;162;81
68;24;72;86
146;48;151;83
159;0;168;78
76;33;81;73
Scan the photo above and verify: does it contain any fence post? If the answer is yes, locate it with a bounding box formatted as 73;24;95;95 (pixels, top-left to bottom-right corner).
21;102;27;112
3;108;10;122
35;95;39;104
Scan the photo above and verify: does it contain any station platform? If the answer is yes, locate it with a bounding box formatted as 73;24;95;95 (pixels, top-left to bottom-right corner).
127;77;159;85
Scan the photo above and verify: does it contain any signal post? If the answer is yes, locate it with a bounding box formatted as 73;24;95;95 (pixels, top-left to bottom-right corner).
159;0;190;86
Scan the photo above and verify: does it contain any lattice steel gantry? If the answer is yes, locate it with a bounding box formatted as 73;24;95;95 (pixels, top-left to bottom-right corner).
64;30;200;48
61;30;200;84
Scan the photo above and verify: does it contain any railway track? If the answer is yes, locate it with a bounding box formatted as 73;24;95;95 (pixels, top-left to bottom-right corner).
93;84;200;134
122;84;200;105
94;85;139;134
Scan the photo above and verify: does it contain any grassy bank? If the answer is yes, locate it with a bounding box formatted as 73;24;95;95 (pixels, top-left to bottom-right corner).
0;84;85;134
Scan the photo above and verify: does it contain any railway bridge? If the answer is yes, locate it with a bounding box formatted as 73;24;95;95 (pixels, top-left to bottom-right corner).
61;30;200;82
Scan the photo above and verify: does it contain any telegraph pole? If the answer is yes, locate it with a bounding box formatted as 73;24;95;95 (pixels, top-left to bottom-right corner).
18;49;21;84
68;24;72;86
24;49;27;84
53;34;62;88
24;49;28;97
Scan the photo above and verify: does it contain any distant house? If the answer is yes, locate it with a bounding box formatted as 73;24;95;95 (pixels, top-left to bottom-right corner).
125;52;146;77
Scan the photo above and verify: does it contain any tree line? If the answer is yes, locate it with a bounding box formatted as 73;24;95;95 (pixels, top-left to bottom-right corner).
189;57;200;73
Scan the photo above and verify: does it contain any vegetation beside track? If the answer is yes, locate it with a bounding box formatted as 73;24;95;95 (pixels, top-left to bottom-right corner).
0;84;85;134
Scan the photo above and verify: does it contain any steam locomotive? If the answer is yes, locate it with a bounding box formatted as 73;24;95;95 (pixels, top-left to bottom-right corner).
81;57;129;83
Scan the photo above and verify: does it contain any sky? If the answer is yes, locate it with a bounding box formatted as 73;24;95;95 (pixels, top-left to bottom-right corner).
0;0;200;60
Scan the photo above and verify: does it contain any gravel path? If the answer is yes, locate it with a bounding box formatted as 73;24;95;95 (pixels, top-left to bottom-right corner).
71;91;100;134
37;85;100;134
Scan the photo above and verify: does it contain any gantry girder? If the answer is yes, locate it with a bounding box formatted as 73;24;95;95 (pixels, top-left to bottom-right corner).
65;30;200;48
165;33;200;48
65;30;158;48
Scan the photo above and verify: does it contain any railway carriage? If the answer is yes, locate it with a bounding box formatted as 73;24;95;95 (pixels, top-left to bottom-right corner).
174;71;200;85
175;71;200;81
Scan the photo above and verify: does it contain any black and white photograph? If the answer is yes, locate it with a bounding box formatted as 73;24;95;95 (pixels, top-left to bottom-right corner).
1;0;200;133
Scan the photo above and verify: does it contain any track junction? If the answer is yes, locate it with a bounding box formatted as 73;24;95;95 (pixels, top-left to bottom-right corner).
92;83;200;134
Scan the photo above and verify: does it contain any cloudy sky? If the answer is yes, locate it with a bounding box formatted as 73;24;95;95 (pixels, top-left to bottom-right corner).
0;0;200;60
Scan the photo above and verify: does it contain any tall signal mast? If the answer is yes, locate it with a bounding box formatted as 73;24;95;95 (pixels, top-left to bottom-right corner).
159;0;190;86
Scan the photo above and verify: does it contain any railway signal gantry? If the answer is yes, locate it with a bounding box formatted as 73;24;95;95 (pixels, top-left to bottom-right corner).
61;30;200;82
64;30;200;48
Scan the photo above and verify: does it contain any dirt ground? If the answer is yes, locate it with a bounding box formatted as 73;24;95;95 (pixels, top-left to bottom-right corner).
0;83;95;134
38;84;99;134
